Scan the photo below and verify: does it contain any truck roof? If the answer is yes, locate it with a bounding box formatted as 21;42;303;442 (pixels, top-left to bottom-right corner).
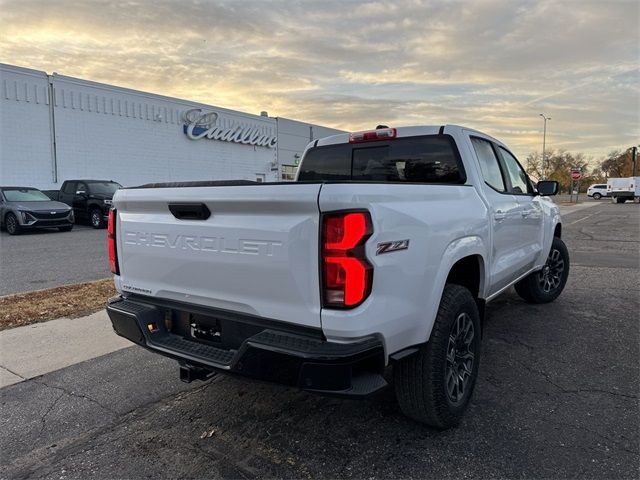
62;179;117;183
314;124;503;148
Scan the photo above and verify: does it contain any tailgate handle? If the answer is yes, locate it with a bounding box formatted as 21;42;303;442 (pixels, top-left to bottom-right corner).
168;203;211;220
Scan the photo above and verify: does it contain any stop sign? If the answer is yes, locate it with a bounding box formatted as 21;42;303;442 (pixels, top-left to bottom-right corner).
571;170;581;180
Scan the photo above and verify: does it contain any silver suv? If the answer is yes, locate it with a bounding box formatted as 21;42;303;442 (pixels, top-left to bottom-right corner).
0;186;74;235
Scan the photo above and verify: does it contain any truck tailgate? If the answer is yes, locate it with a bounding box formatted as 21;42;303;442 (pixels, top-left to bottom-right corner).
113;184;322;328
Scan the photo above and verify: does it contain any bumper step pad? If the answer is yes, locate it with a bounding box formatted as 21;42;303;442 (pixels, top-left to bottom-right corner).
107;297;387;397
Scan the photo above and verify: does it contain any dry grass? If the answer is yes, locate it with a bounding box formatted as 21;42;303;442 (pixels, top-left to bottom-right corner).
0;279;116;331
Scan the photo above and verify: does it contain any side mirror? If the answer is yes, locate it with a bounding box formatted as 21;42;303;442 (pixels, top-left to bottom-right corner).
536;180;559;196
76;190;86;196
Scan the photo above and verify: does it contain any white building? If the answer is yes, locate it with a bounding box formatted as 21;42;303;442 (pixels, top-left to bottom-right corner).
0;63;343;190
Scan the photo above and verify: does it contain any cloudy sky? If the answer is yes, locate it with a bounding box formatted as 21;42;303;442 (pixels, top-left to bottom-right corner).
1;0;638;160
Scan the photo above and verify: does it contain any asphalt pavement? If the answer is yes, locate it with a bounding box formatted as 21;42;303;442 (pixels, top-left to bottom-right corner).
0;224;109;296
0;202;638;479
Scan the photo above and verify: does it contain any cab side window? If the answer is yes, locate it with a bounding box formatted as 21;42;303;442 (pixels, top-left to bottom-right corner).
498;147;531;195
471;137;506;192
76;182;87;193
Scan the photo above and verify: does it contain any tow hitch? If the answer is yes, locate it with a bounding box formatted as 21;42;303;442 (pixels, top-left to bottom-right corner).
179;364;216;383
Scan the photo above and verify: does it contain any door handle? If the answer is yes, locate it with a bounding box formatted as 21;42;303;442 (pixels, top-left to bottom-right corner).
494;211;506;221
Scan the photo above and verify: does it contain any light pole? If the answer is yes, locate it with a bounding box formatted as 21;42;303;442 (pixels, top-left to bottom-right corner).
540;113;551;179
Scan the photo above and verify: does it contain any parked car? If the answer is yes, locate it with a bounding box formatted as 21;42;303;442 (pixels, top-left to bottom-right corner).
106;125;567;429
607;177;640;203
0;186;74;235
57;180;122;228
586;184;608;199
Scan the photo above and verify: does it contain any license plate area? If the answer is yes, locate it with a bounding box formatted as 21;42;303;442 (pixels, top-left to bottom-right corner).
190;319;222;343
170;311;264;350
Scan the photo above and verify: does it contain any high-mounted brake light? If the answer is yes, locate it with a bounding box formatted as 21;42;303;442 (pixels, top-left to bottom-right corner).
321;211;373;308
349;127;397;144
107;209;119;275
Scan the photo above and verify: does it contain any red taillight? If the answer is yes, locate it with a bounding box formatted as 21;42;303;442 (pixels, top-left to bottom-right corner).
107;209;119;275
322;211;373;308
349;127;396;143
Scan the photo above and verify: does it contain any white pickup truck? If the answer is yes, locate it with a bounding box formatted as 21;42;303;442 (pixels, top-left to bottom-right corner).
106;125;569;428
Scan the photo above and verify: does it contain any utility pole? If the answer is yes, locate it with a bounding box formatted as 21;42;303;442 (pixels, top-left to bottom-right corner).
540;113;551;180
632;146;637;176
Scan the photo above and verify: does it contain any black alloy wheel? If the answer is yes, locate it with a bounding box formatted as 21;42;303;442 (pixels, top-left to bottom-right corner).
537;247;565;294
445;312;476;405
514;236;570;304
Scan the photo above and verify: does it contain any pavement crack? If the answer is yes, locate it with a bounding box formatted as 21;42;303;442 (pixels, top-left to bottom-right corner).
513;360;638;400
32;379;119;416
0;364;27;380
38;391;65;439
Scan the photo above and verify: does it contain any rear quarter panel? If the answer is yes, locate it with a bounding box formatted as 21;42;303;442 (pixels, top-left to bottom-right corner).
318;183;489;356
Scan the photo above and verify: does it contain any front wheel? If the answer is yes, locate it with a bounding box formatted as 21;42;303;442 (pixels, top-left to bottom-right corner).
592;193;602;200
514;236;570;304
5;213;21;235
394;284;481;429
90;209;105;228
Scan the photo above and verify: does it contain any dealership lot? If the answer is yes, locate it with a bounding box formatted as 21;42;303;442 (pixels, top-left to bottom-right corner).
0;202;638;478
0;225;109;296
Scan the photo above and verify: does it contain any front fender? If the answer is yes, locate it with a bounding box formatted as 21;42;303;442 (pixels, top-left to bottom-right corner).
535;199;562;268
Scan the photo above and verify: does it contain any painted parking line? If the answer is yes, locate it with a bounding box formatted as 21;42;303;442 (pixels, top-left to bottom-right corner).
569;214;593;225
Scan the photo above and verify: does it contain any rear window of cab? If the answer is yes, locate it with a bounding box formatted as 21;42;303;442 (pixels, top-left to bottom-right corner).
298;135;466;184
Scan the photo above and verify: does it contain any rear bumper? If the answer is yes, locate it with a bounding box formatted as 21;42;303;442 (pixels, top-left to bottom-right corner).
106;296;387;397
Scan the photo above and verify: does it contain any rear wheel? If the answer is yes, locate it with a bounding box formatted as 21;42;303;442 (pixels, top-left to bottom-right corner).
394;284;481;429
514;236;570;304
90;208;105;228
5;213;21;235
592;193;602;200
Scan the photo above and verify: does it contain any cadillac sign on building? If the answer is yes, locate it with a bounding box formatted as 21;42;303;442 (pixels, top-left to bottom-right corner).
183;108;277;148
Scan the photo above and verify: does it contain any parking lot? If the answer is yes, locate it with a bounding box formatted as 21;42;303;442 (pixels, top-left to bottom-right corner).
0;225;109;296
0;202;638;478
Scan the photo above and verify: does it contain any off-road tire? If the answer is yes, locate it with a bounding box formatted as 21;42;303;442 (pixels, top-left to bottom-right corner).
394;284;481;429
5;213;21;235
514;236;570;304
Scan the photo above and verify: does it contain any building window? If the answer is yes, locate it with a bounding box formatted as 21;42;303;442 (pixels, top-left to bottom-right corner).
281;165;298;182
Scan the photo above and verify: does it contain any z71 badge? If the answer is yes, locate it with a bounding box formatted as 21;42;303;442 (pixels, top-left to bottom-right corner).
376;239;410;255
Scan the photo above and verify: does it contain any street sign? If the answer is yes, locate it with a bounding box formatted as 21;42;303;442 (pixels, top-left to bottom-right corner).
571;169;581;180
